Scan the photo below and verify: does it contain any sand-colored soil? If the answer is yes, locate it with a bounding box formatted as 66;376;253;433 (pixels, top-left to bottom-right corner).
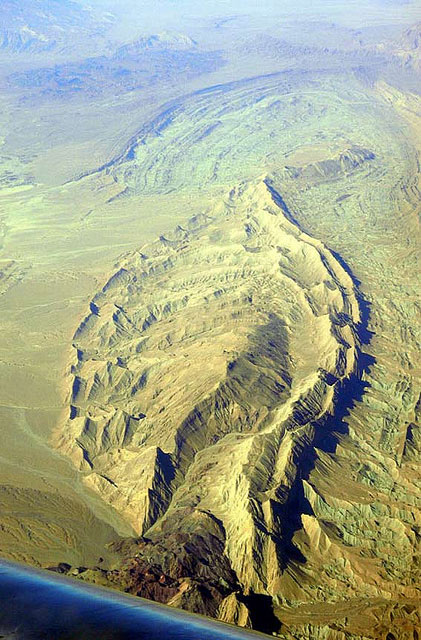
0;4;420;637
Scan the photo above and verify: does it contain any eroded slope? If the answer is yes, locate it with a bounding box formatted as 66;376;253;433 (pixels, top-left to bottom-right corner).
52;66;421;637
56;179;360;612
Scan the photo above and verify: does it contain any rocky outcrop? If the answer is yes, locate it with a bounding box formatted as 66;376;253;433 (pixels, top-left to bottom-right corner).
375;21;421;74
282;146;376;183
218;594;253;628
55;178;362;630
398;22;421;71
51;67;420;638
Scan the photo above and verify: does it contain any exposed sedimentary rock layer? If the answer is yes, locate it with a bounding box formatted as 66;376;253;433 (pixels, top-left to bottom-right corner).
51;66;421;637
55;177;360;598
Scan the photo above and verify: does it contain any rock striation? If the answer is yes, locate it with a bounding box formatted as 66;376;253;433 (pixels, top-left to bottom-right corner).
51;69;421;638
55;178;361;621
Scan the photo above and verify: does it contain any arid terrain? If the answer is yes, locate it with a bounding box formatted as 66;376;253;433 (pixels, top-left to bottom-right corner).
0;0;420;638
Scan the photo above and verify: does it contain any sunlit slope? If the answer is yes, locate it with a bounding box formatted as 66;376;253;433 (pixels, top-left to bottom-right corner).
56;178;359;540
44;70;421;635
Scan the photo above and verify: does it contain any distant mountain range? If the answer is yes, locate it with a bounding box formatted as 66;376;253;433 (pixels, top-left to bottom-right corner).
375;20;421;72
0;0;113;54
7;29;222;100
114;32;197;59
399;21;421;60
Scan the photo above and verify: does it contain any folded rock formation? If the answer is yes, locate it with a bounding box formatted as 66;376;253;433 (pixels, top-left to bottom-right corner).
55;178;364;627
